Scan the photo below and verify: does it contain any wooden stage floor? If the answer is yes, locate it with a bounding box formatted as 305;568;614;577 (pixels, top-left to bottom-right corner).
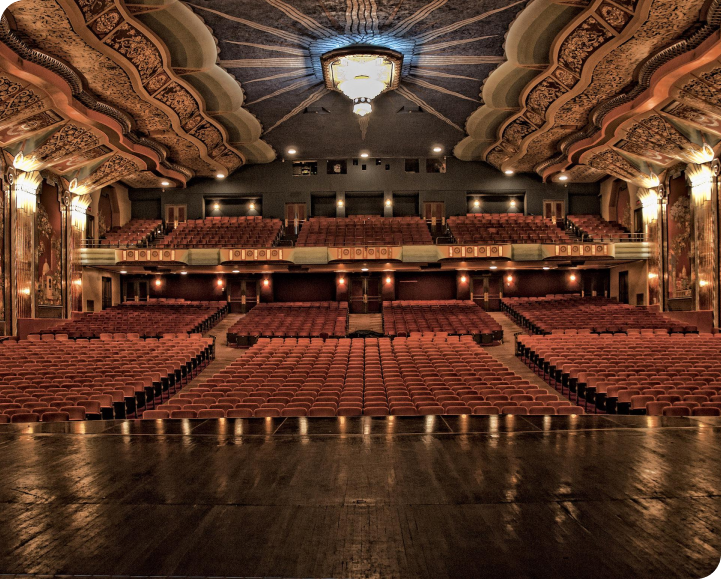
0;415;719;579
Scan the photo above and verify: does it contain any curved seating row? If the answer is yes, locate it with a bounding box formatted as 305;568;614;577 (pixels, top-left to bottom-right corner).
100;219;162;247
517;334;721;415
156;335;583;417
155;216;282;248
502;295;684;334
567;215;632;241
382;300;502;342
0;335;214;421
296;216;432;246
448;214;572;244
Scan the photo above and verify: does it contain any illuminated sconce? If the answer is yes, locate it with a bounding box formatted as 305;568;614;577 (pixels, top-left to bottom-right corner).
460;275;467;283
569;274;576;282
361;267;369;272
155;278;162;287
263;278;270;287
217;278;224;287
337;199;344;207
385;276;392;284
232;270;240;274
249;202;256;211
433;146;442;153
510;199;517;208
648;272;658;280
385;199;392;207
506;274;513;283
21;287;31;295
338;277;345;285
213;202;220;211
473;199;480;208
699;279;709;288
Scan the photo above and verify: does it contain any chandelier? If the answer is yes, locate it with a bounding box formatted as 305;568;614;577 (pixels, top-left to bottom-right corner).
322;48;402;117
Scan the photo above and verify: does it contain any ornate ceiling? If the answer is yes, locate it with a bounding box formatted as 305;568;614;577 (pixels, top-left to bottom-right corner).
0;0;718;189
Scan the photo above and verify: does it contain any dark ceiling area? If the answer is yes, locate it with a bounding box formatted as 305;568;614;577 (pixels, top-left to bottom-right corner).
189;0;529;159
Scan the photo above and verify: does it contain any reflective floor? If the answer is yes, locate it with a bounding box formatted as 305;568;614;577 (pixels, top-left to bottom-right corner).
0;416;719;579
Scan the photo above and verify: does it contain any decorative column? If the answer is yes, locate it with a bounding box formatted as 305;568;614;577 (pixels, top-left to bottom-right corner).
638;187;662;308
6;169;42;335
686;162;716;317
69;194;91;313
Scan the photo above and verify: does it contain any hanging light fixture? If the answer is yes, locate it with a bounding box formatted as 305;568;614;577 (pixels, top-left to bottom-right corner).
323;48;402;117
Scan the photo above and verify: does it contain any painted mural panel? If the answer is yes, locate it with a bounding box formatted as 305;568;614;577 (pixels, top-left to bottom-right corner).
35;183;63;307
0;183;4;323
616;183;631;230
98;190;113;239
667;176;694;301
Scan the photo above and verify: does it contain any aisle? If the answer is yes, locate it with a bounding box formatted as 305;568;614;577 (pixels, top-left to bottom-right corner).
484;312;572;400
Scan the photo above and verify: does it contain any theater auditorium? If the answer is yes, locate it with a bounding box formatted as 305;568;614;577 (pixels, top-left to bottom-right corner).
0;0;718;577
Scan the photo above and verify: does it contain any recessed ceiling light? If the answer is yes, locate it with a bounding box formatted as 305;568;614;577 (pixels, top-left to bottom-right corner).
504;169;514;175
433;146;442;153
180;271;188;275
489;266;498;270
543;267;550;270
119;270;127;274
360;153;369;158
287;148;297;155
361;267;369;272
558;174;569;181
161;181;170;187
232;270;240;273
216;173;225;179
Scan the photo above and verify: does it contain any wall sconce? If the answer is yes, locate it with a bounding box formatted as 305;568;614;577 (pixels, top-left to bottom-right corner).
699;279;709;287
473;199;480;208
385;199;392;207
213;202;220;211
385;276;392;284
249;202;256;211
506;274;513;283
263;278;270;287
648;272;658;280
217;278;224;287
337;199;344;207
460;275;467;283
338;277;345;285
155;278;162;287
510;199;517;208
569;274;576;282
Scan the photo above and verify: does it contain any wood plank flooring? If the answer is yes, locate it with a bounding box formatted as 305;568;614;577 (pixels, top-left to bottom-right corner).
0;415;718;578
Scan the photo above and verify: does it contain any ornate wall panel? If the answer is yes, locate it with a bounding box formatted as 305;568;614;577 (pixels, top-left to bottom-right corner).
0;178;4;326
35;182;63;309
686;163;716;312
666;176;693;301
12;171;42;322
638;188;661;306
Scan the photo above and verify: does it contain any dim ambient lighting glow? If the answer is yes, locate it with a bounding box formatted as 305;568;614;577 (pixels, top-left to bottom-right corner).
180;271;188;275
385;199;392;207
700;279;709;287
249;203;256;211
570;274;577;282
155;279;162;287
216;173;225;179
490;265;498;270
510;199;517;207
120;270;127;274
506;274;513;283
361;267;369;272
213;202;220;210
473;200;480;208
337;199;344;207
338;277;345;284
648;272;658;279
543;267;550;271
217;279;224;286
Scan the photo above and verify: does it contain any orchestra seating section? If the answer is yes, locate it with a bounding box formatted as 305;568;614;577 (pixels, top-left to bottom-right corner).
447;214;573;244
154;216;282;248
100;219;163;247
150;334;582;418
383;300;503;342
295;216;433;246
0;335;213;423
567;215;632;241
502;295;685;334
227;302;348;345
517;333;721;417
47;300;227;339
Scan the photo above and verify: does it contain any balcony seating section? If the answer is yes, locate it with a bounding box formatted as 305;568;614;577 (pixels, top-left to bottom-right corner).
567;215;631;241
296;216;432;246
503;295;683;334
48;300;227;339
157;334;580;417
517;334;721;416
447;214;573;244
383;300;503;341
0;335;213;422
100;219;162;247
155;216;282;248
227;302;348;344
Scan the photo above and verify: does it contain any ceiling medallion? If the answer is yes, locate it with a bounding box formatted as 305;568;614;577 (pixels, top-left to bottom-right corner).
321;47;402;117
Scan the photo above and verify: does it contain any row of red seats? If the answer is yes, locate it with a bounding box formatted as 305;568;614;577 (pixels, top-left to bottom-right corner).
382;300;502;341
155;216;282;248
48;301;226;338
0;336;213;422
154;335;583;417
100;219;162;247
567;215;632;241
227;302;347;344
448;214;572;244
502;295;683;334
296;216;432;246
517;334;721;416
